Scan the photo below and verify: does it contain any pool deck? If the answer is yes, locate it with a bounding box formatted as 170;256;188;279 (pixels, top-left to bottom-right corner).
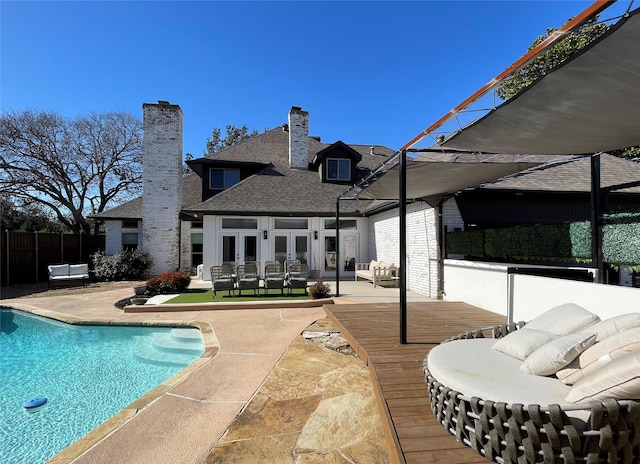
1;281;433;464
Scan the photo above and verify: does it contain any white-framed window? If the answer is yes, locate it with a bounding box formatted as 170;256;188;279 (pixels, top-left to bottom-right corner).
221;218;258;229
122;233;139;250
326;159;351;181
274;218;308;229
191;233;203;267
122;219;138;229
210;168;240;190
324;219;357;230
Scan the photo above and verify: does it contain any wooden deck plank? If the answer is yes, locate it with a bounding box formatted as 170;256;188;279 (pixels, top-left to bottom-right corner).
324;300;505;464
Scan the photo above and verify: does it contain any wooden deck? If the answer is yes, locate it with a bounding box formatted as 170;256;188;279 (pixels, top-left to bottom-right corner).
324;301;506;464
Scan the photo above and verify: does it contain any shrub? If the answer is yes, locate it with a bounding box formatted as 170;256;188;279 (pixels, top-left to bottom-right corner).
145;272;191;295
91;249;153;281
308;279;331;299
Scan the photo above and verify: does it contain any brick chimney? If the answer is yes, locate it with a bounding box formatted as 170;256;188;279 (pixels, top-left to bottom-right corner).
142;100;183;276
288;106;309;170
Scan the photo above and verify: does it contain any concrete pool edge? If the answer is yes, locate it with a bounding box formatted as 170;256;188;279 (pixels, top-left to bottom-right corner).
1;305;219;464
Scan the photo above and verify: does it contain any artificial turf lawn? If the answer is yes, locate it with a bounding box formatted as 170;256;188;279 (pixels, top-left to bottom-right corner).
164;289;311;304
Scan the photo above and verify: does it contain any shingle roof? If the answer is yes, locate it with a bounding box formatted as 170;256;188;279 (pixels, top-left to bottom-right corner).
477;154;640;193
93;127;394;219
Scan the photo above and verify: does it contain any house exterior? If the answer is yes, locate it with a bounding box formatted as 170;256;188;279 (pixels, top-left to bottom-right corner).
93;102;394;280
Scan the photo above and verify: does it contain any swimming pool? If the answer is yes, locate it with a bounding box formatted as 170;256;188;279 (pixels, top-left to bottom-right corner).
0;308;205;464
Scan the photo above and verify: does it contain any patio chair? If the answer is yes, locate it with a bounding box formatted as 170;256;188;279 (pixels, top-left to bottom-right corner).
236;263;260;296
284;259;300;274
263;262;285;295
210;265;235;297
286;263;308;295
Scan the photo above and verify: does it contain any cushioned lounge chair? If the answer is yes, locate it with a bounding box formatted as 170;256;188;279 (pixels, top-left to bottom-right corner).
210;265;235;297
263;262;285;295
236;263;259;296
286;263;308;295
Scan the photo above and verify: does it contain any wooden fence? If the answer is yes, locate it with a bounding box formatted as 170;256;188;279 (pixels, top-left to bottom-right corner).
0;232;105;286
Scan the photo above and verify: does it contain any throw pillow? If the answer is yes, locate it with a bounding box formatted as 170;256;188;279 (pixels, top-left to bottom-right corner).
578;313;640;342
565;351;640;403
492;328;559;361
519;332;597;376
557;327;640;385
525;303;600;335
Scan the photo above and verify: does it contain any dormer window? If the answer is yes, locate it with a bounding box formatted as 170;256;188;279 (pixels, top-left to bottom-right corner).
327;158;351;181
210;168;240;190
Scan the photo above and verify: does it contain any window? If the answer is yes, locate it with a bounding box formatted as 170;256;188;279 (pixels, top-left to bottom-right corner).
191;233;203;267
210;168;240;189
122;220;138;229
324;219;357;230
122;233;139;250
327;159;351;181
274;219;308;229
221;218;257;229
191;221;203;229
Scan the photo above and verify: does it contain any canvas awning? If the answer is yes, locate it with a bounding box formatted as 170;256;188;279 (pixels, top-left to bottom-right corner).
439;7;640;155
355;158;541;206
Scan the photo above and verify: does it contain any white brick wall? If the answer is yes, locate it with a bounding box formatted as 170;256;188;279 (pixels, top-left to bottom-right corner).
142;101;184;276
288;106;309;170
367;198;463;297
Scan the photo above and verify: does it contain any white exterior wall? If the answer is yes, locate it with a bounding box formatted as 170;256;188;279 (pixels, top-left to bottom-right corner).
443;259;640;321
142;102;183;276
201;215;368;281
104;220;122;255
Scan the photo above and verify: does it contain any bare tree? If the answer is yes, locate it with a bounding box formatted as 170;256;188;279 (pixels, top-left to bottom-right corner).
0;110;143;234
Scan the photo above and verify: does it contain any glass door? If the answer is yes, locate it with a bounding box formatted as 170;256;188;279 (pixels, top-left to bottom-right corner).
274;233;309;268
221;233;259;265
323;234;357;273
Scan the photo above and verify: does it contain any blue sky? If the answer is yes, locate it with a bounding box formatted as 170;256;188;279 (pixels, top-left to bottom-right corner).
0;1;616;157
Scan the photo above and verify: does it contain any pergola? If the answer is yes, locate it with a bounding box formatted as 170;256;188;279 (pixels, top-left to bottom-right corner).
336;0;640;343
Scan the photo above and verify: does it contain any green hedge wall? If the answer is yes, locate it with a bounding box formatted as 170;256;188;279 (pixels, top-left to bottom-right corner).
446;213;640;265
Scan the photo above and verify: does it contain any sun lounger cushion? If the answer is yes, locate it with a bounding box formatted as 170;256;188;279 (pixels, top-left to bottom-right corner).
427;338;590;423
524;303;600;335
577;312;640;342
49;264;70;277
565;351;640;403
518;332;597;376
492;327;560;360
557;326;640;384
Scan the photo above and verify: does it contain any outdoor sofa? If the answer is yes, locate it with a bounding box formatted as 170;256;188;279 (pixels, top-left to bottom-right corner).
424;303;640;463
354;260;398;287
47;263;90;288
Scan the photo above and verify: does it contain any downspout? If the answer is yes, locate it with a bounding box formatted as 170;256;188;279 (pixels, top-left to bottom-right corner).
437;203;445;299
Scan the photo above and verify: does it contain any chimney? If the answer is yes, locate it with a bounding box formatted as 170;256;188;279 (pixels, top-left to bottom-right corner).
288;106;309;169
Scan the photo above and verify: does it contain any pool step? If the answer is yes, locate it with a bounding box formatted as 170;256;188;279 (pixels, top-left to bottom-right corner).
152;332;203;354
133;332;204;367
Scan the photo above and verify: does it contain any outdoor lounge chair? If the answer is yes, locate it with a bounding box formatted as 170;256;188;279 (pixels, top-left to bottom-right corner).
236;263;260;296
263;262;285;295
210;265;235;297
286;263;308;295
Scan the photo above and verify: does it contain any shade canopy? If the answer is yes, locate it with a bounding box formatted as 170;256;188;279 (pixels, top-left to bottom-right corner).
355;158;540;206
440;7;640;155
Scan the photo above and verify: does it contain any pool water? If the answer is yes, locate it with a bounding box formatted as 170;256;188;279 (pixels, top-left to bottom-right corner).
0;308;205;464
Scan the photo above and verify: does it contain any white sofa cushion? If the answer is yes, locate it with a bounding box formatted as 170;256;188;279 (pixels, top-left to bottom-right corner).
492;328;559;360
525;303;600;335
578;313;640;342
519;333;596;376
69;263;89;276
48;264;70;277
566;352;640;403
557;327;640;385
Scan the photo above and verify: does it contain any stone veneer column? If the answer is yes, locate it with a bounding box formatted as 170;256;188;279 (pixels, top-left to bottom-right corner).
288;106;309;169
142;101;183;276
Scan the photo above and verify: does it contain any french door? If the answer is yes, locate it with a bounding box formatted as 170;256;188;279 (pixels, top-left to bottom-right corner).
324;234;358;273
220;233;259;265
274;233;309;268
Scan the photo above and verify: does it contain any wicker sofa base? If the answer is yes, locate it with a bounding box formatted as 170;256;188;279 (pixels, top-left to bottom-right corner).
424;324;640;464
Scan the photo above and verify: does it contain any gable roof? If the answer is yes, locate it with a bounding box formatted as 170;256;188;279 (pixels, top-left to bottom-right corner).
93;126;394;220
